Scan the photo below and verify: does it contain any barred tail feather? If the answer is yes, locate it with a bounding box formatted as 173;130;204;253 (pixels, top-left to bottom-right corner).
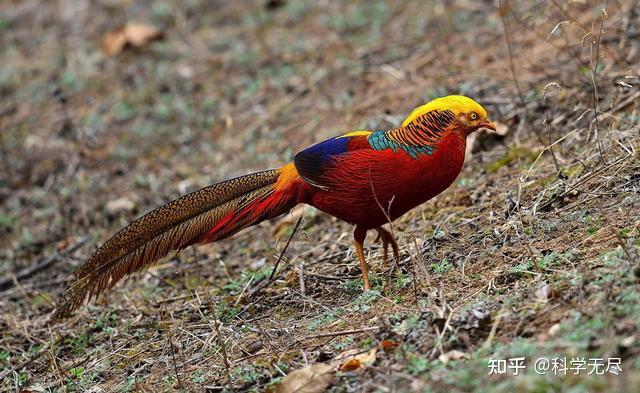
52;168;298;321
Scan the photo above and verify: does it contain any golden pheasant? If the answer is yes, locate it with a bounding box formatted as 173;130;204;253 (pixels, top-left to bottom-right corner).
53;95;494;320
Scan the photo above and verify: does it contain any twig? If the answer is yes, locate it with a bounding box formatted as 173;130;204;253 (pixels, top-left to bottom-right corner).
268;215;303;282
409;238;420;305
204;291;233;388
302;326;380;340
233;275;254;306
303;272;362;281
482;311;504;350
155;294;190;305
429;297;453;357
245;215;303;300
299;261;306;295
250;307;278;359
161;308;184;391
498;0;545;146
48;349;69;390
543;83;563;177
588;1;609;160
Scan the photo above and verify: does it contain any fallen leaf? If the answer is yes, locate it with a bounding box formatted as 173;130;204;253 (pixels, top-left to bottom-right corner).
101;27;127;56
125;23;160;46
339;358;361;372
102;23;162;56
335;348;377;371
275;363;333;393
381;339;399;352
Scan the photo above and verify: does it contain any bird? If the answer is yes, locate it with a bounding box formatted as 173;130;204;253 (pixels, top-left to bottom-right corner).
52;95;495;321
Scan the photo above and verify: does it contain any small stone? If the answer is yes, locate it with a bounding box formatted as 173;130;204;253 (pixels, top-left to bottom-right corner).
548;323;561;336
535;282;552;301
439;349;468;364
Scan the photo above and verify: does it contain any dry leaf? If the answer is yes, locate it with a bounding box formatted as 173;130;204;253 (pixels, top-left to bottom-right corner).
101;27;128;56
125;23;160;46
381;339;399;352
339;358;362;372
101;23;162;56
275;363;333;393
336;348;377;371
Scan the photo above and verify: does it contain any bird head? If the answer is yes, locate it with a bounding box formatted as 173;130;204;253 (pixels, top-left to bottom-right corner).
402;95;495;137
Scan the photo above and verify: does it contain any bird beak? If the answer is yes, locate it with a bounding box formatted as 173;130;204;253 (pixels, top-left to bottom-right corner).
481;120;496;132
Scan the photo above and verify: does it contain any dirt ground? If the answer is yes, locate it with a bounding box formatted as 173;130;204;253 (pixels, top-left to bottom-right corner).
1;0;639;392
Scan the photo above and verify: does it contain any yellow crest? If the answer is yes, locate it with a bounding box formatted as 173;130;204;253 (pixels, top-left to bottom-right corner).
401;95;488;127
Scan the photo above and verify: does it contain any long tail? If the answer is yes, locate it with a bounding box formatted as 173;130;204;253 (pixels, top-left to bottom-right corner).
52;165;301;321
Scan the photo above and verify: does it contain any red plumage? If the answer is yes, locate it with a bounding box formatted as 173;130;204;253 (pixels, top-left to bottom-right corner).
305;131;466;229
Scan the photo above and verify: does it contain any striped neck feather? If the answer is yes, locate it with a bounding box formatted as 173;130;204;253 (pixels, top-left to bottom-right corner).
402;95;487;127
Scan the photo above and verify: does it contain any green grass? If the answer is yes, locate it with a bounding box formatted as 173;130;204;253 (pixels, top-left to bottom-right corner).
430;259;453;274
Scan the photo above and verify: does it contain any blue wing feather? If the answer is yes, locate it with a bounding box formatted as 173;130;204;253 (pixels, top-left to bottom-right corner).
294;134;370;189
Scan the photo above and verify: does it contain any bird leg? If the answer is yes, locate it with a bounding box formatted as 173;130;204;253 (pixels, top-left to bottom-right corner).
375;227;400;267
353;226;371;291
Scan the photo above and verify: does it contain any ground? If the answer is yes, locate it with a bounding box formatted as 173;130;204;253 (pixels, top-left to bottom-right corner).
1;0;639;392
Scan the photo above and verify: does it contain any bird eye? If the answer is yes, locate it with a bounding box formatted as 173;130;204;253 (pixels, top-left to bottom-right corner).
470;112;478;120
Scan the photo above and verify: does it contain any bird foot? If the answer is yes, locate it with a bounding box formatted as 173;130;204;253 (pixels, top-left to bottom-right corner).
375;227;400;268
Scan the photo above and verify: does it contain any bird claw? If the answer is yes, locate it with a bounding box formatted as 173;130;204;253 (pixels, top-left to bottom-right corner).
376;227;399;267
381;239;390;265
